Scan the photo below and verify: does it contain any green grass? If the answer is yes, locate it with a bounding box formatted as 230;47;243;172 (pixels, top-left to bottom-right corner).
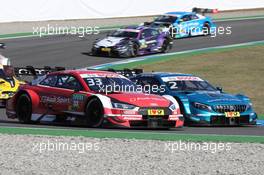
259;115;264;120
0;127;263;143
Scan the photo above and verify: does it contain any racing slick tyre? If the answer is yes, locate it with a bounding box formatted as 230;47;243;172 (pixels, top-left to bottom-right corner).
129;42;138;57
202;23;211;36
173;97;189;126
85;98;104;128
161;39;170;53
16;94;32;124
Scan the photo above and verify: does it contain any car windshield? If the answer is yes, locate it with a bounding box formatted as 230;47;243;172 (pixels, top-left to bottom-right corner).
163;76;217;91
109;30;139;38
154;15;178;23
83;77;138;93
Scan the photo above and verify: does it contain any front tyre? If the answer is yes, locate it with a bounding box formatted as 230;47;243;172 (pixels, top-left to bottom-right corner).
16;94;32;123
85;98;104;127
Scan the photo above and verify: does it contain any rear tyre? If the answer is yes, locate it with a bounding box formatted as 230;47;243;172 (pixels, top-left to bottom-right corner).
129;42;138;57
203;23;211;36
85;98;104;127
16;94;32;123
161;39;170;53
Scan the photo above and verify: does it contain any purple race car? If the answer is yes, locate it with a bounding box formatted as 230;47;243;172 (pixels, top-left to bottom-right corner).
91;26;173;58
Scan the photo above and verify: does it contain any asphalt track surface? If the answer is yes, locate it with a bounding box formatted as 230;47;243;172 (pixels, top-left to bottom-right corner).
2;18;264;67
1;18;264;136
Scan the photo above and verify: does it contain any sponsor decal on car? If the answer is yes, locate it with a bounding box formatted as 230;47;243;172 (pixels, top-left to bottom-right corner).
72;94;85;101
80;73;124;78
161;76;203;82
207;99;242;102
68;101;80;111
129;97;167;103
139;40;148;49
40;96;70;104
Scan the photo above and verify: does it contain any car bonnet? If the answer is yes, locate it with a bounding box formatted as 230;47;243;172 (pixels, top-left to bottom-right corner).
107;93;171;108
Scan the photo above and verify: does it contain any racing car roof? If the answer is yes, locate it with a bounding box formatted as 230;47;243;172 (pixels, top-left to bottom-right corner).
164;11;193;17
49;69;127;78
125;25;153;31
140;72;194;77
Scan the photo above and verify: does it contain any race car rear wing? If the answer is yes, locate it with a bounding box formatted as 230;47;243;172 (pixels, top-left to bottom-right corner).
14;66;66;77
106;68;143;78
14;66;141;78
192;7;219;15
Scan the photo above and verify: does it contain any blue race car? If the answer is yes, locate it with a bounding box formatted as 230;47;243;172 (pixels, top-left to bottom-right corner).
131;72;257;126
142;11;216;38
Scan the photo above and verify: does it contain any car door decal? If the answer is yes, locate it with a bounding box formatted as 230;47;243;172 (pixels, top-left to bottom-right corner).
139;39;147;49
145;40;156;44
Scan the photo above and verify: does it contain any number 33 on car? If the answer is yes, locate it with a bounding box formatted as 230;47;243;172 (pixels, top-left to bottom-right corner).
6;70;184;128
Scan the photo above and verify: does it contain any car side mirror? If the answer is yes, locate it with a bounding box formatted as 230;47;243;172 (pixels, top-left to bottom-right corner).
216;87;223;93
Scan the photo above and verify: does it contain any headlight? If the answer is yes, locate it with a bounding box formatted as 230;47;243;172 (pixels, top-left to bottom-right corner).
192;102;212;111
116;44;128;50
93;43;100;48
246;103;253;110
112;102;136;109
169;103;176;111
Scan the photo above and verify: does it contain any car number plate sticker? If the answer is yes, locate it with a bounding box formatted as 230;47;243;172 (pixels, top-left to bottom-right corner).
147;109;164;116
225;112;240;118
101;48;111;52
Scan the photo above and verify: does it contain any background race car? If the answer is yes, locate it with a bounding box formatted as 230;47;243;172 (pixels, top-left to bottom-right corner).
91;26;173;57
6;70;184;128
131;72;257;126
0;43;10;66
0;65;24;107
0;44;24;107
142;10;216;38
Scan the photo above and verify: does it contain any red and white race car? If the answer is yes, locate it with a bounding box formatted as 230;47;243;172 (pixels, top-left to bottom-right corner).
6;70;184;128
